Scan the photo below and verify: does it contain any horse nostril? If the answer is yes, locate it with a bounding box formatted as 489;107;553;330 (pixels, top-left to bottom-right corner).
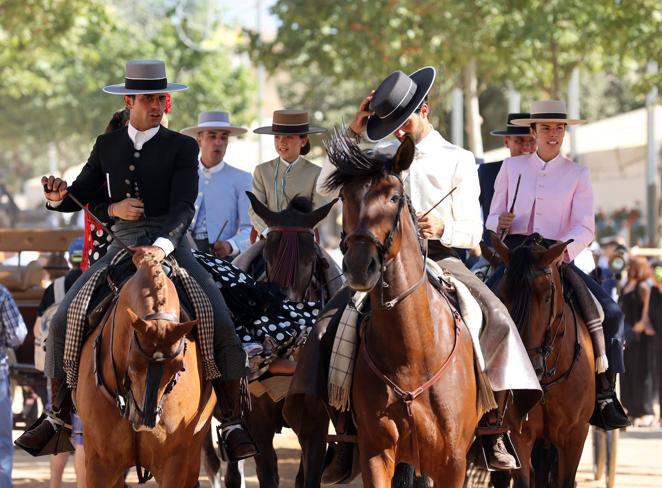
367;257;378;276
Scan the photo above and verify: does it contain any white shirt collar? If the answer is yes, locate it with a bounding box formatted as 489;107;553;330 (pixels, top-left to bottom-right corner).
127;122;160;150
414;129;443;157
199;158;225;176
534;151;563;169
279;156;301;167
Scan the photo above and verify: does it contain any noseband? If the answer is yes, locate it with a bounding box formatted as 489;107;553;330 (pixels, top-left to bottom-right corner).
340;176;427;309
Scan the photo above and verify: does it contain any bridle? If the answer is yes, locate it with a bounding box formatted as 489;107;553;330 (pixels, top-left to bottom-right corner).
340;174;427;309
95;308;187;428
521;263;581;391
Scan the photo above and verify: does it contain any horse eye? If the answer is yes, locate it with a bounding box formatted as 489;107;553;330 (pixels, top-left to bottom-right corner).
390;194;400;203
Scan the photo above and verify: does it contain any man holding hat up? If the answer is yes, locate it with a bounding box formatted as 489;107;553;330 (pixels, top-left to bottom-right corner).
249;109;328;235
314;68;540;475
15;60;257;461
182;111;252;257
487;100;630;429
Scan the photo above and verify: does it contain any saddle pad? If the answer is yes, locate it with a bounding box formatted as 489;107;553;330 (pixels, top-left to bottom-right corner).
193;251;320;378
425;259;485;371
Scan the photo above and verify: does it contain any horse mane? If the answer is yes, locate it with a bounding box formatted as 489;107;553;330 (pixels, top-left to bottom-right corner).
502;245;538;331
323;127;396;192
139;256;167;311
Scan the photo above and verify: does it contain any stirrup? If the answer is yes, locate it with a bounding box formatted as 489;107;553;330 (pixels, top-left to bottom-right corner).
472;427;521;471
590;392;630;430
14;413;74;457
215;420;259;462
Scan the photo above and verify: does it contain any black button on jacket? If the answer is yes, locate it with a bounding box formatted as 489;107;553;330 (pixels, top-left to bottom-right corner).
49;126;199;246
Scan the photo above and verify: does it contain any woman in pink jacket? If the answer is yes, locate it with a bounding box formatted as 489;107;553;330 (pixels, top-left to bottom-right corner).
486;100;629;430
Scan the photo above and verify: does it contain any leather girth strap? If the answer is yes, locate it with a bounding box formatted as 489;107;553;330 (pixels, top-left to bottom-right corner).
359;291;462;476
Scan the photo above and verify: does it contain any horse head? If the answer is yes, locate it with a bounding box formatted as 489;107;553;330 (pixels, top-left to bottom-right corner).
491;232;571;378
121;256;197;430
247;191;336;301
324;132;418;292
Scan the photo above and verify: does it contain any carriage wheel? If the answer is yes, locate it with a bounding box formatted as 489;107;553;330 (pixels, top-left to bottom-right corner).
592;427;606;481
605;428;619;488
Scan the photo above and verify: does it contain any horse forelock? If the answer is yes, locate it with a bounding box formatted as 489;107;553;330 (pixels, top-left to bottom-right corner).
323;128;395;192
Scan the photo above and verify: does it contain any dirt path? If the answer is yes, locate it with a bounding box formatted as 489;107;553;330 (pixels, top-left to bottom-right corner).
12;425;662;486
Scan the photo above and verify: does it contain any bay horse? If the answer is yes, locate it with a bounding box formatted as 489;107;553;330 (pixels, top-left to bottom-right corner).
76;250;216;487
490;233;595;488
323;134;480;487
202;194;340;488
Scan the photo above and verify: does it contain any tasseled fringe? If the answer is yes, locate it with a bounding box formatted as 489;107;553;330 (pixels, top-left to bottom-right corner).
203;359;223;381
476;361;497;415
595;354;609;374
328;383;351;412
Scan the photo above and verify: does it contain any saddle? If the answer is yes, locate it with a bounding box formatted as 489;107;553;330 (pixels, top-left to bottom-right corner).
86;255;196;332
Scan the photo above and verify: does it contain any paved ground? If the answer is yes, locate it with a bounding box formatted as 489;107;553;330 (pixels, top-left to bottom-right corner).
11;424;662;487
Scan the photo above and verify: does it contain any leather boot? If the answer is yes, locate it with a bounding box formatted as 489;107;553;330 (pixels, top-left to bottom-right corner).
212;378;258;461
321;411;356;484
15;377;74;456
594;371;630;429
482;391;518;471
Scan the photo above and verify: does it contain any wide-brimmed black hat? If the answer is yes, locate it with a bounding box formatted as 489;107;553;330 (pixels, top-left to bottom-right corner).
365;66;436;142
490;113;532;137
103;60;188;95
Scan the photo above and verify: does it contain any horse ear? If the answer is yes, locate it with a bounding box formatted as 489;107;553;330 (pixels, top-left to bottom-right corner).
479;240;500;268
246;191;278;227
393;136;416;173
127;307;151;334
490;230;510;265
165;319;197;346
304;198;338;228
539;239;573;267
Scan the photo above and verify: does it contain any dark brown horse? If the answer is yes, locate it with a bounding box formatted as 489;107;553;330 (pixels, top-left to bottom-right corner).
76;251;215;487
491;234;595;488
322;135;480;487
201;194;339;488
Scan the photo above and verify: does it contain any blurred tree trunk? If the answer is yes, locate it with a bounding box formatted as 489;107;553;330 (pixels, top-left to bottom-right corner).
463;59;483;158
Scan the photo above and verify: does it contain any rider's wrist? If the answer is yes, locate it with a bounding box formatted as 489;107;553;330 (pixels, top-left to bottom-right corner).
108;203;115;218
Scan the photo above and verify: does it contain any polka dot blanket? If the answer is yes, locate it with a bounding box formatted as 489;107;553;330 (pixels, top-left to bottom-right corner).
193;250;320;378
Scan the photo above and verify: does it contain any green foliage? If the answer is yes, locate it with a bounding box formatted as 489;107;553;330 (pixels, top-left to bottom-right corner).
248;0;661;133
0;0;255;194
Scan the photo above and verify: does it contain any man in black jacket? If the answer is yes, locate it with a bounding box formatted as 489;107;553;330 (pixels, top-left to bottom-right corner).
16;60;257;461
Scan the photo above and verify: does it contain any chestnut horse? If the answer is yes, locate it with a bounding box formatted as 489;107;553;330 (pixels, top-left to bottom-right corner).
323;134;480;487
202;194;340;488
491;234;594;488
76;253;216;487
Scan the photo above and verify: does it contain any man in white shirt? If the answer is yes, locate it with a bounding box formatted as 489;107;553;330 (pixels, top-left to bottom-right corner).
182;111;252;258
316;68;540;473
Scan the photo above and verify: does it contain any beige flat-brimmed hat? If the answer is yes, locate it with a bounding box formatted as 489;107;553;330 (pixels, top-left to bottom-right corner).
253;110;327;135
181;111;247;137
511;100;584;126
103;60;188;95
